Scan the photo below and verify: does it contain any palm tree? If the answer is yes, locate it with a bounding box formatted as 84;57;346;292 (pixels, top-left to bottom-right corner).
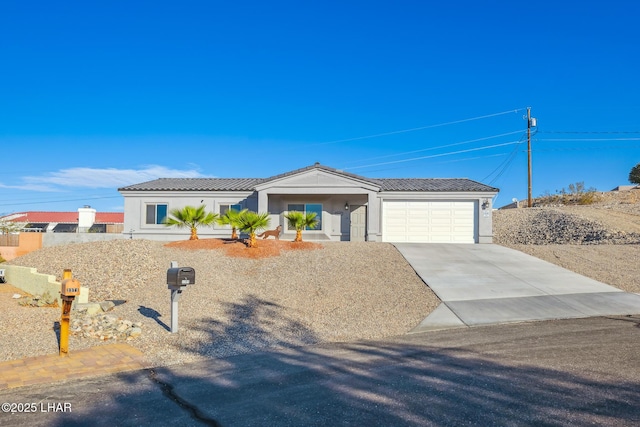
236;211;270;248
217;208;247;240
284;211;319;242
164;205;218;240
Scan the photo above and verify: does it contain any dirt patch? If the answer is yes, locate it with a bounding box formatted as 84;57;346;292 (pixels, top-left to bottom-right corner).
165;238;323;258
560;206;640;234
0;284;29;294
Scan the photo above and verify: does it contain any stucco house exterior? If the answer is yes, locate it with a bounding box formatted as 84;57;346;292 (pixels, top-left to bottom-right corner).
118;163;499;243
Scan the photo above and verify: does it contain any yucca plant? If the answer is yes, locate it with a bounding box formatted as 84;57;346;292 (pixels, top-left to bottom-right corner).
284;211;319;242
164;205;218;240
236;211;270;248
218;208;248;240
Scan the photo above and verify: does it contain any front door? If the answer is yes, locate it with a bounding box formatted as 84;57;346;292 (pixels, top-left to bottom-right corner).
350;205;367;242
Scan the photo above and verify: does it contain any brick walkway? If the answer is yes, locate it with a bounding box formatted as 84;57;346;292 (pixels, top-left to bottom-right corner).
0;343;147;390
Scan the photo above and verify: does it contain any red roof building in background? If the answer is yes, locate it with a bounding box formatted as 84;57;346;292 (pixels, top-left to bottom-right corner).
4;212;124;224
0;209;124;260
0;208;124;234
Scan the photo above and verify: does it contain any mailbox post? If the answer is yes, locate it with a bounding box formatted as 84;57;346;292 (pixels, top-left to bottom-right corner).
167;261;195;333
59;269;81;356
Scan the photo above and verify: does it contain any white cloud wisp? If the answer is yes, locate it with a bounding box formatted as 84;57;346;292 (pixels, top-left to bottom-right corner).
8;165;206;191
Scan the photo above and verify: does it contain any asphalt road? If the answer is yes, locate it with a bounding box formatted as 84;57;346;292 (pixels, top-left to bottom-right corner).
1;316;639;427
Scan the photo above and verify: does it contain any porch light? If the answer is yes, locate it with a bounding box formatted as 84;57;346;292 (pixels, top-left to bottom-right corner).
481;199;490;210
345;202;349;210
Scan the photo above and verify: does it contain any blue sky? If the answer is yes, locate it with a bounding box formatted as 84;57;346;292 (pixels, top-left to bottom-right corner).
1;1;639;213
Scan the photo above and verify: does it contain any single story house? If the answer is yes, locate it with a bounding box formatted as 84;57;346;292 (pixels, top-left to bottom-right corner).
118;163;499;243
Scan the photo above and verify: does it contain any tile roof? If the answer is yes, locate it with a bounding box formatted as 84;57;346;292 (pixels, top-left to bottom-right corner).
117;163;499;193
2;212;124;224
95;213;125;223
118;178;263;191
261;162;376;185
377;178;498;192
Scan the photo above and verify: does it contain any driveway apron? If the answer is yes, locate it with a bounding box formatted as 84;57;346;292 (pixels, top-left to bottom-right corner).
394;243;640;330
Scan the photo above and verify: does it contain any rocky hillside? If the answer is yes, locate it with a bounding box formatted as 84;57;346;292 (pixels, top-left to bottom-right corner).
494;189;640;245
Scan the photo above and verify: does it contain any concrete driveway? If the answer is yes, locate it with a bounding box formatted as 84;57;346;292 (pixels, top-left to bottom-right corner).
394;243;640;331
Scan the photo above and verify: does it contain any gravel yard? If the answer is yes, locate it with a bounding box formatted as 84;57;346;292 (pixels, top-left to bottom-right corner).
3;189;639;368
2;240;438;367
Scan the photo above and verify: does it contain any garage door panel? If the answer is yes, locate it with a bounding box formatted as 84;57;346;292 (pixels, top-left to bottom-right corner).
454;222;474;229
407;219;428;226
430;236;455;243
454;223;473;229
383;200;476;243
386;227;409;235
410;228;431;235
431;218;455;226
386;218;407;225
408;225;429;233
430;225;454;231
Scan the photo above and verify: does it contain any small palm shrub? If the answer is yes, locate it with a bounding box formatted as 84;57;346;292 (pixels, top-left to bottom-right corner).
284;211;319;242
236;211;270;248
164;205;218;240
218;208;248;240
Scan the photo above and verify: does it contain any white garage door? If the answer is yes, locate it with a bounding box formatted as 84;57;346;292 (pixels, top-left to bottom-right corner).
382;200;476;243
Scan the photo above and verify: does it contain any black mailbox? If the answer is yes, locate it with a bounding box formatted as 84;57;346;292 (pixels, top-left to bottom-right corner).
167;267;196;286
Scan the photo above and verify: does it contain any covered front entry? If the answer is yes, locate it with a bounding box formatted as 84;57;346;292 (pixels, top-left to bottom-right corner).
255;165;382;242
264;194;373;241
382;200;476;243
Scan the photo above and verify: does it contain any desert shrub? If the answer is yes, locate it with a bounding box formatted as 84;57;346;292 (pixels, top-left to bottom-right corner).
536;190;562;206
536;182;599;206
577;191;600;205
18;291;58;307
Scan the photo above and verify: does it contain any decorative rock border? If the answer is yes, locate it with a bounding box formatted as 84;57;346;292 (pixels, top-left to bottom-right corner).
70;311;143;341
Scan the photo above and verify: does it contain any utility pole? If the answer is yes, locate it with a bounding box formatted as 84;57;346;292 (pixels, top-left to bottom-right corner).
527;108;532;207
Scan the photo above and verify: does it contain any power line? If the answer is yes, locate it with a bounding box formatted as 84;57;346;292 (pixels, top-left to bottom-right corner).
428;153;510;165
311;107;528;146
342;130;525;166
539;131;640;134
537;138;640;142
489;147;521;185
482;134;527;183
531;145;640;152
338;153;512;176
1;194;122;208
344;140;522;171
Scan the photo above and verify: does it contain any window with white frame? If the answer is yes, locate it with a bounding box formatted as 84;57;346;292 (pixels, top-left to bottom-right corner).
287;203;322;230
219;204;242;216
146;204;168;225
